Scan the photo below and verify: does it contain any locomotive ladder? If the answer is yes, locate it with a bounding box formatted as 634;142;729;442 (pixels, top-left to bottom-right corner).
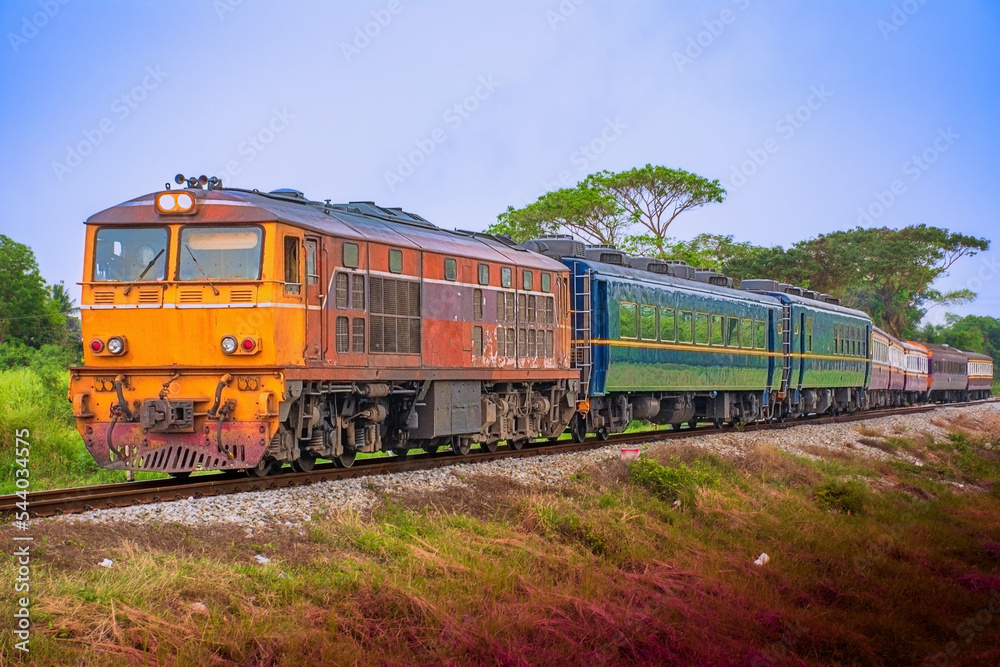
572;268;593;397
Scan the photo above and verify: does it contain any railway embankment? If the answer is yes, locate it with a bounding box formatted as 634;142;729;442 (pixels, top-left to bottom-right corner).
3;402;999;664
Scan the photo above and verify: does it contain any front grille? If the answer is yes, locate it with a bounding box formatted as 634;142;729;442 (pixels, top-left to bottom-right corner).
138;288;160;304
179;289;203;304
230;289;253;303
93;291;115;304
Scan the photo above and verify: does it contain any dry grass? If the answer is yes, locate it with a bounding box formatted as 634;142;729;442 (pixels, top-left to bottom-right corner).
3;429;1000;665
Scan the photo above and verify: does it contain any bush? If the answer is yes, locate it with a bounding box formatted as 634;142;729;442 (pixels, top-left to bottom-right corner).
629;455;719;503
813;479;870;515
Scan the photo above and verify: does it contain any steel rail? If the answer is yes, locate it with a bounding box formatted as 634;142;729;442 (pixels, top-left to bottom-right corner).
2;399;994;519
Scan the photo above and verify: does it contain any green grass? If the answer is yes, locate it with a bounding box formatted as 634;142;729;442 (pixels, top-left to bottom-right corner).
4;417;1000;664
0;367;165;494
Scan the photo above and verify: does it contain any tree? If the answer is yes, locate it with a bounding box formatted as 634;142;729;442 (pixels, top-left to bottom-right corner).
488;165;725;247
0;235;64;347
593;165;726;254
712;226;989;338
916;314;1000;360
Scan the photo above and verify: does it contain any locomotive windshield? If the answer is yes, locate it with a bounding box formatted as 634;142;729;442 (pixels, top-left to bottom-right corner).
93;227;168;282
178;226;263;280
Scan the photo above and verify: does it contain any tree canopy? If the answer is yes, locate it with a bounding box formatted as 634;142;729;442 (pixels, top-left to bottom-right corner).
488;165;725;247
916;314;1000;361
672;226;989;338
0;235;65;347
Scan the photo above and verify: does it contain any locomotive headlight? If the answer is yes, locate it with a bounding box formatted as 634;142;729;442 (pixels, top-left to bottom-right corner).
107;337;125;355
221;336;238;355
157;193;176;211
155;191;196;214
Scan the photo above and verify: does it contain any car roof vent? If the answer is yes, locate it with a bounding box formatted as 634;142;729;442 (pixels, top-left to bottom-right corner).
630;257;671;274
584;245;628;266
270;188;306;199
802;289;819;300
694;269;734;288
519;236;586;260
664;260;696;280
822;294;842;305
740;279;779;292
782;285;803;296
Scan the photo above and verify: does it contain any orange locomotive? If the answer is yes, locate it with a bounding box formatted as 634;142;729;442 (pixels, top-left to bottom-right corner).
71;177;580;476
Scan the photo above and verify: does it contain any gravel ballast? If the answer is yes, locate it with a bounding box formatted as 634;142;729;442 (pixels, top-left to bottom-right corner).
58;402;1000;530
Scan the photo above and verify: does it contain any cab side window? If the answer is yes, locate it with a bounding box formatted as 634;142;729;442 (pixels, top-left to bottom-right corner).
284;237;301;295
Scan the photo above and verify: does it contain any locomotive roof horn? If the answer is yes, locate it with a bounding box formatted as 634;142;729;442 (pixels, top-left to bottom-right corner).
173;173;222;190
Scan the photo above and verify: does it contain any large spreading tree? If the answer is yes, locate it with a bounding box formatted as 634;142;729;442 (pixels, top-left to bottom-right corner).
489;165;725;248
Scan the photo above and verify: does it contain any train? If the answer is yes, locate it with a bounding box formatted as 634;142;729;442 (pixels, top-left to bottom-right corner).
69;179;994;476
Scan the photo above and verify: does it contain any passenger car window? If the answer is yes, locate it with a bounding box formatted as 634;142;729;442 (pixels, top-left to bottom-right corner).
445;258;457;281
711;314;724;346
619;303;638;339
679;311;693;343
640;305;656;340
695;313;709;345
727;317;740;347
660;307;676;342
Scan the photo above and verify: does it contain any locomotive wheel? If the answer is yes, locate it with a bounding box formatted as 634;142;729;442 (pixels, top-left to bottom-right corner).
508;439;525;451
670;423;683;431
596;427;610;441
712;418;724;429
688;419;699;430
247;458;280;478
452;437;472;456
570;414;587;443
480;440;499;453
291;454;316;473
334;450;357;469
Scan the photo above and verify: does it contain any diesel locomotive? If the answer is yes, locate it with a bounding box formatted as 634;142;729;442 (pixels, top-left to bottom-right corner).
69;178;994;476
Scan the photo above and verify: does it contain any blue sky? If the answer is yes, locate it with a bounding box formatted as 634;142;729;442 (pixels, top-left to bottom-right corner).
1;0;997;323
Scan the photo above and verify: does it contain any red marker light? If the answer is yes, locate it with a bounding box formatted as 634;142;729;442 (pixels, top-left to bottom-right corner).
242;338;255;351
90;339;104;353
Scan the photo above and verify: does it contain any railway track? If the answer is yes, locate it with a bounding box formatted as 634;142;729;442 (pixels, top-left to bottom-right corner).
3;400;994;519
